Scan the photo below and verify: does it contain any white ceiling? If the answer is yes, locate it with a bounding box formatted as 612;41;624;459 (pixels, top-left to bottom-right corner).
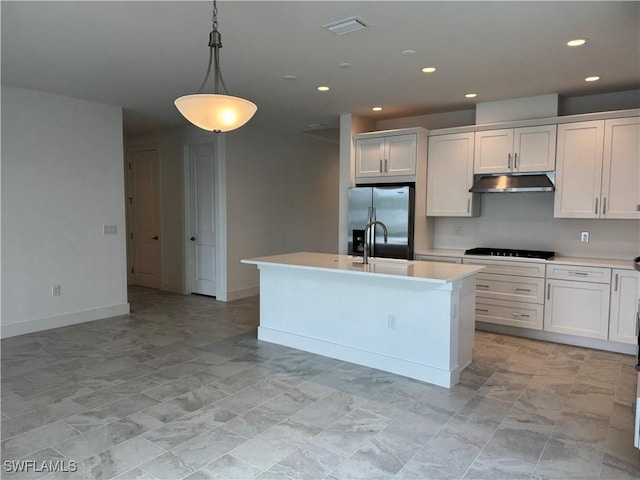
2;1;639;135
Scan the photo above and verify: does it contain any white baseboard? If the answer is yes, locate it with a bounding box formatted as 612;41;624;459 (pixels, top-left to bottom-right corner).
222;286;260;302
1;303;130;338
476;322;637;355
258;326;458;388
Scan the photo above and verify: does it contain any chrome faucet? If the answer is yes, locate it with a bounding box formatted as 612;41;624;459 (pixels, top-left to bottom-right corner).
362;221;388;265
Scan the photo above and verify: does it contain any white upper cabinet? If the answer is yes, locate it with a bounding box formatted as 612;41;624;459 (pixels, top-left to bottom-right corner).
474;125;556;174
554;117;640;219
427;132;477;217
355;132;417;180
601;117;640;219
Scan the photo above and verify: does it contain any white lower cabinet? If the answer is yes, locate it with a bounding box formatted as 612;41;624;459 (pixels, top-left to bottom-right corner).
609;269;640;344
463;258;545;330
544;279;611;339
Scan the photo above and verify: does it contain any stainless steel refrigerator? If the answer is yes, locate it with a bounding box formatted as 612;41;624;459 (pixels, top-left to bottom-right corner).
347;185;414;260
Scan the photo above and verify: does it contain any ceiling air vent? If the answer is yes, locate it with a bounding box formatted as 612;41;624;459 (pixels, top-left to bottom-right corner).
322;17;367;35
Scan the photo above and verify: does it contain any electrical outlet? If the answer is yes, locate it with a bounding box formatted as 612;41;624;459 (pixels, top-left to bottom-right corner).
387;314;397;330
103;225;117;235
580;231;590;243
52;284;61;296
454;226;462;237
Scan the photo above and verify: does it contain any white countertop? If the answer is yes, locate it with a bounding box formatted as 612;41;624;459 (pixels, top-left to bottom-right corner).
242;252;484;284
416;248;639;270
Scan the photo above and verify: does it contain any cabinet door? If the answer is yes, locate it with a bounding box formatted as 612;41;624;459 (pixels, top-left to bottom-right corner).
544;279;610;339
385;134;417;176
554;121;605;218
426;133;475;216
355;137;384;178
513;125;557;172
474;129;514;174
609;269;640;344
601;117;640;219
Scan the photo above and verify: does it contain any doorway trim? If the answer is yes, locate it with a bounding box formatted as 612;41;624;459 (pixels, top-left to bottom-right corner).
182;135;228;300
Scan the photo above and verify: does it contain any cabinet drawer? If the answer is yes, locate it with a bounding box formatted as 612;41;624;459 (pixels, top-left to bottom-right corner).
416;255;462;264
475;298;543;330
546;264;611;283
476;273;545;304
463;258;546;278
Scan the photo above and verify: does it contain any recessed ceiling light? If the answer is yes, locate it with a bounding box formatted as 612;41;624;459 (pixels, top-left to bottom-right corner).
317;86;330;92
465;93;477;98
372;107;383;111
401;49;417;56
421;67;437;73
567;38;587;47
284;75;297;80
585;76;600;82
338;63;352;69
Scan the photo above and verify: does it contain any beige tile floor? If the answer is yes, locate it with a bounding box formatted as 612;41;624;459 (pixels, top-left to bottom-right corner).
1;286;639;479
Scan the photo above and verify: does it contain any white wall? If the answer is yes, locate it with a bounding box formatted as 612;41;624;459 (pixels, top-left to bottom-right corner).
1;86;129;337
433;193;639;259
225;124;339;298
126;122;339;301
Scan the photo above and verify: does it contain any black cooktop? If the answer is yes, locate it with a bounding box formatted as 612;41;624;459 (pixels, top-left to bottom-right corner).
465;247;555;260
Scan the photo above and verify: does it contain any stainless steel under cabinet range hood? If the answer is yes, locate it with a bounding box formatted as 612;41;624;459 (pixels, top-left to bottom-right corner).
469;173;555;193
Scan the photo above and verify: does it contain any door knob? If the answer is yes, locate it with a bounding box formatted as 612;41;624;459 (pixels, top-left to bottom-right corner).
190;237;196;241
152;236;159;240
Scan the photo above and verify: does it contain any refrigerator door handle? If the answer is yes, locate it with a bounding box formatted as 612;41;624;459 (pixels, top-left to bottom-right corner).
370;207;376;257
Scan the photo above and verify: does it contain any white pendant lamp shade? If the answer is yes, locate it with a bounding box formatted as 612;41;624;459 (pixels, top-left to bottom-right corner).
175;94;257;132
174;0;257;132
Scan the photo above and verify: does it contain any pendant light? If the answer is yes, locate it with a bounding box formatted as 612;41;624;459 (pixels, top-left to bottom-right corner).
175;0;257;132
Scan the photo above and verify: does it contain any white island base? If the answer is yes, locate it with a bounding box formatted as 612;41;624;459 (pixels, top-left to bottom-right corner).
242;252;482;388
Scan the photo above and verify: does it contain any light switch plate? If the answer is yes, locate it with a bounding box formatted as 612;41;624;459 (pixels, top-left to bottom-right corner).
580;231;589;242
103;225;117;235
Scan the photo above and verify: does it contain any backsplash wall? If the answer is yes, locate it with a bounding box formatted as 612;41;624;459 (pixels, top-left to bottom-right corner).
433;193;639;260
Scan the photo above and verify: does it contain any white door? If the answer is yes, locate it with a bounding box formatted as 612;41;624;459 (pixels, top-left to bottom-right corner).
129;148;161;288
188;143;216;296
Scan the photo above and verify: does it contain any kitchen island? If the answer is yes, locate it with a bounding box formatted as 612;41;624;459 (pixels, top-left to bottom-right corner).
242;252;483;388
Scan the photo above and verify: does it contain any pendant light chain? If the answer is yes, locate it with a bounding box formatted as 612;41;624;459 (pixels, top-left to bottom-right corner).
212;0;218;32
197;0;229;95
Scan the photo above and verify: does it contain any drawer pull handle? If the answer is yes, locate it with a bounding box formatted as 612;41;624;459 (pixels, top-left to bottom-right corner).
614;273;619;292
513;288;532;292
568;271;588;276
477;284;490;288
475;308;489;313
511;313;530;318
